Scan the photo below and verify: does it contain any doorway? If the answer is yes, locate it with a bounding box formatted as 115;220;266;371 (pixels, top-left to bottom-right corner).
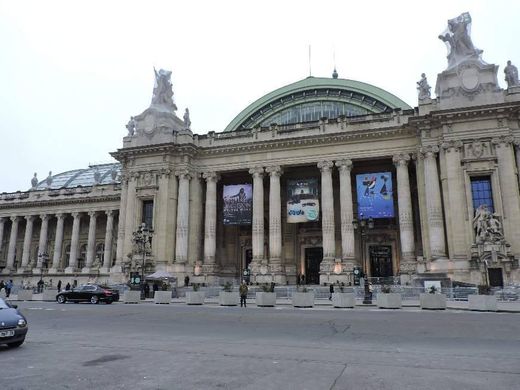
369;245;393;278
488;268;504;287
304;247;323;285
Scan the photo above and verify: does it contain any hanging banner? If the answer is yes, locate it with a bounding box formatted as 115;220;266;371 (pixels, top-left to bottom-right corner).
287;178;320;223
356;172;394;218
223;184;253;225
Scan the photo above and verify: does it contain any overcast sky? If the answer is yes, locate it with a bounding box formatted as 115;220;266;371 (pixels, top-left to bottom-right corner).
1;0;518;193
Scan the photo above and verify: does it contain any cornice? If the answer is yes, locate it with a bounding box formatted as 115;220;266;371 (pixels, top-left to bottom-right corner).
0;194;121;211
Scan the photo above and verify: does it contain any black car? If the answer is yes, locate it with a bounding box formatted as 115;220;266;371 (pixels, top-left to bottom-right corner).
0;298;28;348
56;284;119;304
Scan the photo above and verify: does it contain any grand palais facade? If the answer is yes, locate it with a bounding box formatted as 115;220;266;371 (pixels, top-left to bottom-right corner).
1;14;520;288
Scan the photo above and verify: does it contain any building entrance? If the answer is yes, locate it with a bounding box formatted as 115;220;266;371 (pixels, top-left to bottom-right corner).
304;247;323;285
369;245;393;278
488;268;503;287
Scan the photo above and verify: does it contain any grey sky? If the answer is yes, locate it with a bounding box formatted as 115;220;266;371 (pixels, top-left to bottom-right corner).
1;0;518;192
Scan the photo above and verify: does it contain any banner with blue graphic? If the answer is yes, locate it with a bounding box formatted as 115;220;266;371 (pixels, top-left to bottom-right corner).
355;172;394;219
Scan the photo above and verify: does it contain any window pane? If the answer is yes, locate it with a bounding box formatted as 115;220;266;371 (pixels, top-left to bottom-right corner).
471;177;494;213
142;200;154;229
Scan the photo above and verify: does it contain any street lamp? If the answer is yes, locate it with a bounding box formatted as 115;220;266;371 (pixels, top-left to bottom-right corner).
352;213;374;304
132;223;154;299
37;252;49;293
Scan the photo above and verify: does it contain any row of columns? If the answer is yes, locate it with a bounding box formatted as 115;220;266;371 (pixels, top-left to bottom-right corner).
0;210;116;274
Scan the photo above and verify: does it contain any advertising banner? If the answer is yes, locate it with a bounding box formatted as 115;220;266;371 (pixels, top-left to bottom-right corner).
223;184;253;225
287;178;320;223
355;172;394;219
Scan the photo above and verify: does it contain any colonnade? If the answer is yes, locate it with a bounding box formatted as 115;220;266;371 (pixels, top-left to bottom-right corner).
0;210;117;275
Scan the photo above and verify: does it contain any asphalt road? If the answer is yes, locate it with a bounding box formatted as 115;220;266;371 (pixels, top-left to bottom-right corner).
1;302;519;390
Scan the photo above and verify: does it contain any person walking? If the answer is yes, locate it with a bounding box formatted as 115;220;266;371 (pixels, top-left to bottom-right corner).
152;282;159;297
329;283;334;300
65;282;71;291
5;280;13;297
57;280;62;292
239;280;248;308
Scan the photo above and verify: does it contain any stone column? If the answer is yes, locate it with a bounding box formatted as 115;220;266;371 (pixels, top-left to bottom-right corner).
493;136;520;254
249;166;265;270
36;214;50;268
441;140;468;259
4;217;19;273
188;172;203;267
154;169;173;269
0;217;6;261
202;172;220;275
65;212;81;273
84;211;97;271
175;170;191;264
50;213;65;271
122;173;138;267
318;161;335;265
420;146;446;259
393;153;416;273
266;166;284;283
114;174;129;271
102;210;115;271
20;215;35;270
336;159;355;271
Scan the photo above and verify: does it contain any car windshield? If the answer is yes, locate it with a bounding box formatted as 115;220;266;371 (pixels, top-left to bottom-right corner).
0;299;11;309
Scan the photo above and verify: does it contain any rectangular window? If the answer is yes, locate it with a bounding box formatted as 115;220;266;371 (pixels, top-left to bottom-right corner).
142;200;154;229
471;176;494;213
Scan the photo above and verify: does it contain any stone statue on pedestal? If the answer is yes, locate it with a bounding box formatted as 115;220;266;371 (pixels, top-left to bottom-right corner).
417;73;431;100
125;116;136;136
183;108;191;130
504;60;519;88
46;171;53;187
93;169;101;184
472;204;504;244
31;173;38;189
438;12;483;69
152;68;176;110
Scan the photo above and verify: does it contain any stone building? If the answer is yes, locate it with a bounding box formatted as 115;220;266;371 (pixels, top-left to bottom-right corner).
1;14;519;288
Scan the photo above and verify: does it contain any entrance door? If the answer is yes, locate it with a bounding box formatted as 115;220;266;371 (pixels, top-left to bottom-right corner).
304;247;323;285
369;245;393;278
488;268;504;287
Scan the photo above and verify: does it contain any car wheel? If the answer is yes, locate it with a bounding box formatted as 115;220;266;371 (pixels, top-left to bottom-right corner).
7;339;25;348
57;295;66;304
90;296;99;304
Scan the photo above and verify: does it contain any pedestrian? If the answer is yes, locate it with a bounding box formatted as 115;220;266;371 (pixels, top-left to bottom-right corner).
57;280;62;292
239;280;248;308
184;275;190;287
329;283;334;300
144;283;150;298
152;282;159;297
0;280;4;292
65;282;71;291
37;279;44;293
5;279;13;297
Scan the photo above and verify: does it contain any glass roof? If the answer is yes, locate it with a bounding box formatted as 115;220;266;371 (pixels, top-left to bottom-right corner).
34;163;121;190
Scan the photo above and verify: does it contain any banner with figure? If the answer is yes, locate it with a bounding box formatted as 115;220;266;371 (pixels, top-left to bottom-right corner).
223;184;253;225
287;179;320;223
356;172;394;219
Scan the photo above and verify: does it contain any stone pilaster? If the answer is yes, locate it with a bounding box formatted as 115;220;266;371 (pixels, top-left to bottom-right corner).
393;154;416;272
154;169;172;269
4;217;19;273
20;215;35;271
318;161;335;264
175;170;191;264
0;217;5;260
492;136;520;254
122;173;138;268
441;140;468;259
336;159;355;270
84;211;97;272
419;146;446;259
202;172;220;275
102;210;115;271
249;166;265;269
114;174;129;271
36;214;50;269
188;171;203;267
65;212;82;273
266;165;284;283
50;213;65;272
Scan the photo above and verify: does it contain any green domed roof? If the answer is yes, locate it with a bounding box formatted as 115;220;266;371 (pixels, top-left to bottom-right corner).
224;76;411;132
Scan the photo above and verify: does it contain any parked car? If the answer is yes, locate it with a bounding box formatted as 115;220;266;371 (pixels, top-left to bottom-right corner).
56;284;119;304
0;298;28;348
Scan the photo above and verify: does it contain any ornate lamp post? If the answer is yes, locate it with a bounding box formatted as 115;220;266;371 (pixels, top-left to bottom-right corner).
37;252;49;293
352;214;374;304
132;223;154;299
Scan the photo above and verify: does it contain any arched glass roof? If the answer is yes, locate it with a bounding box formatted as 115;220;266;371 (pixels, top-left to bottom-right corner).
224;76;412;132
34;163;121;190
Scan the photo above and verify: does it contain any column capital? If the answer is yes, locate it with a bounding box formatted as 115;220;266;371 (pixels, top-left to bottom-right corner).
10;216;19;223
440;140;463;152
249;166;264;178
492;135;514;148
175;169;192;180
265;166;283;177
39;214;49;222
317;160;334;172
392;153;411;167
88;211;98;218
335;159;353;172
418;145;439;159
55;212;66;220
159;168;172;178
105;209;115;218
71;212;82;219
202;171;220;182
24;215;35;222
